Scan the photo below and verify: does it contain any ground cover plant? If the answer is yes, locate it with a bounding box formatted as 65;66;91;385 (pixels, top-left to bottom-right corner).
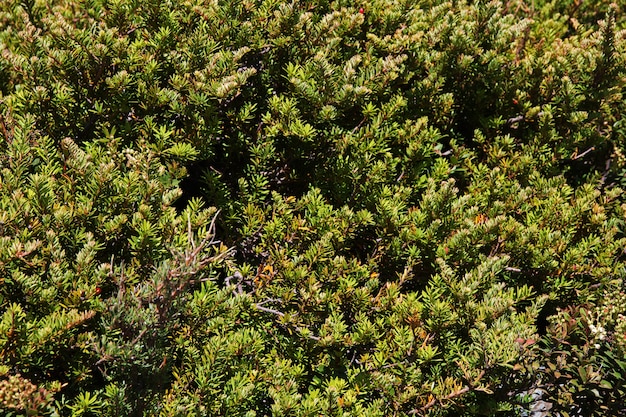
0;0;625;415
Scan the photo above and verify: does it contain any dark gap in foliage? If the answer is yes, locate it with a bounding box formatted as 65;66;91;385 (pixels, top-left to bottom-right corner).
174;138;246;201
172;163;211;209
560;142;613;188
535;301;558;337
405;262;438;294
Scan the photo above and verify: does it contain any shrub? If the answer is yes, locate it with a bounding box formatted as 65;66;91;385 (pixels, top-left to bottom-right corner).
0;0;625;415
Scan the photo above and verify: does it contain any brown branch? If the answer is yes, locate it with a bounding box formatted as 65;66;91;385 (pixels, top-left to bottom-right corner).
253;303;320;341
254;304;285;317
571;146;595;160
409;370;485;415
409;386;471;415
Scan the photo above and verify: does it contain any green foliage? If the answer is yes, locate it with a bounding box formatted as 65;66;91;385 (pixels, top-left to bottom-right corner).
0;0;625;415
0;111;230;414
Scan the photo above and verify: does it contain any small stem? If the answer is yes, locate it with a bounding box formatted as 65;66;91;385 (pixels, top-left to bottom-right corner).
572;146;595;160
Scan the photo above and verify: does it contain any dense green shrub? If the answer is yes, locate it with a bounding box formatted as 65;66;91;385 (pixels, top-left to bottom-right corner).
0;0;625;415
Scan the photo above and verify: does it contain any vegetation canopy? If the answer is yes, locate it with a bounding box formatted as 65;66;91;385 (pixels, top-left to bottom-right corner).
0;0;625;415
